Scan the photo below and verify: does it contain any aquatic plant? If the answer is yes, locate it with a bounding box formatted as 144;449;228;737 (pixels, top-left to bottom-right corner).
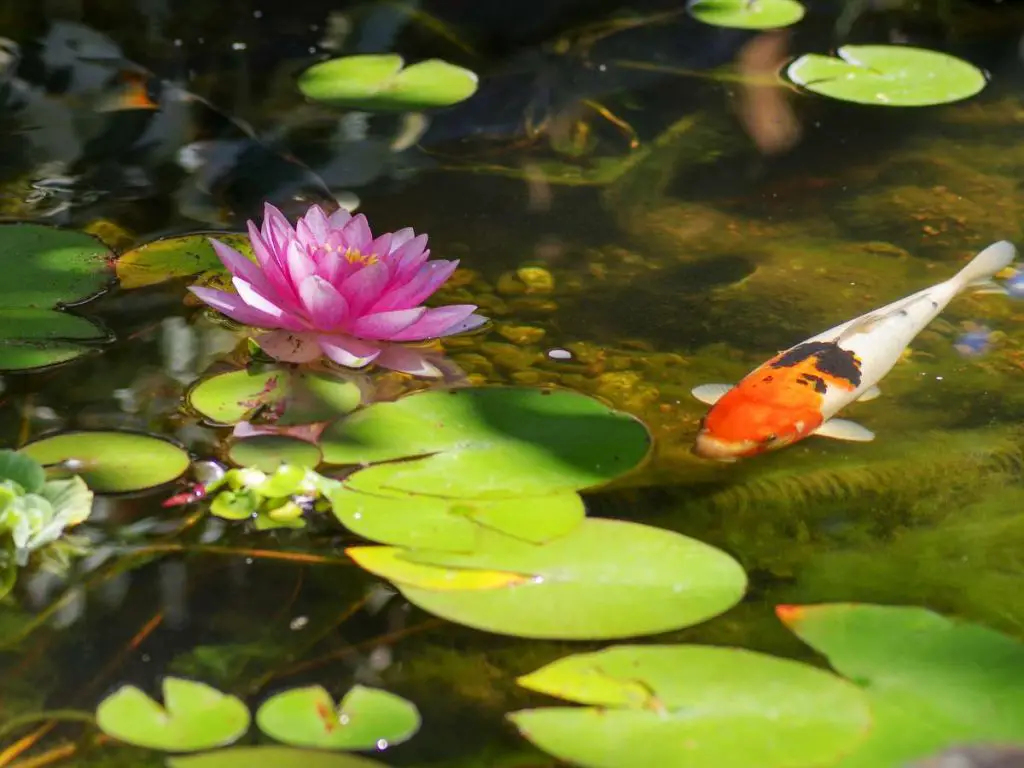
687;0;806;30
189;203;486;376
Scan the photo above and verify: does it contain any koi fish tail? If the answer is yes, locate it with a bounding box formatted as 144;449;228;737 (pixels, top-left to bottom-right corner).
952;240;1017;293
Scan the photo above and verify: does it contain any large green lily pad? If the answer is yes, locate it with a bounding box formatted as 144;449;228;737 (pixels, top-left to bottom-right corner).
168;748;389;768
297;54;478;111
0;223;113;307
321;387;651;498
687;0;805;29
786;45;987;107
0;340;94;372
95;677;250;752
0;309;109;341
508;645;871;768
256;684;420;750
20;430;191;493
115;232;252;289
348;519;747;639
779;603;1024;766
228;436;323;472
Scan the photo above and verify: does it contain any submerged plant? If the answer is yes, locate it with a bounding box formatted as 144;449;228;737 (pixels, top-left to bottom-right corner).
189;203;486;376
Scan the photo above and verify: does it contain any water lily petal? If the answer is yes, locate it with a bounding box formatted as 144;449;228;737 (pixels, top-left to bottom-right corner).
374;345;443;377
316;248;344;285
189;286;283;328
369;232;392;260
389;304;481;341
209;237;267;290
328;208;352;229
299;274;349;330
285;240;316;287
256;330;325;363
341;214;373;254
247;221;303;310
390;235;430;283
261;203;295;254
371;259;458;312
339;261;389;317
298;205;331;246
386;227;416;254
440;312;488;336
351;307;426;340
318;334;381;368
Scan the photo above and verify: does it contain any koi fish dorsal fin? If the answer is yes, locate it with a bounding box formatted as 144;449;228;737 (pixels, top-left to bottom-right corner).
813;418;875;442
691;383;733;405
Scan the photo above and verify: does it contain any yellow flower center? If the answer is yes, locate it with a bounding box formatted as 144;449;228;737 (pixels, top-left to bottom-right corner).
342;246;377;266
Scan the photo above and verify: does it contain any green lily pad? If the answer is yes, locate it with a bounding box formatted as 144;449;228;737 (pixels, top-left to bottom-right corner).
785;45;988;107
115;232;252;290
20;430;191;493
0;309;109;341
348;518;746;639
321;387;651;498
187;368;362;426
331;483;585;550
228;436;323;472
0;340;94;372
0;223;113;308
0;450;45;493
297;54;478;111
508;645;871;768
168;747;389;768
779;603;1024;766
687;0;805;29
95;677;250;752
256;684;420;750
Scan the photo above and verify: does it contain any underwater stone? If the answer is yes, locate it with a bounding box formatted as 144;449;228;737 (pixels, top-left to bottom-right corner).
516;266;555;294
507;297;559;315
496;272;527;295
497;324;546;345
479;341;541;372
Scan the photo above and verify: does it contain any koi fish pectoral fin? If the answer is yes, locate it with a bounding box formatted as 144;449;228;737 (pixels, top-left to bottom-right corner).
968;279;1010;295
813;418;875;442
856;385;881;402
691;383;733;405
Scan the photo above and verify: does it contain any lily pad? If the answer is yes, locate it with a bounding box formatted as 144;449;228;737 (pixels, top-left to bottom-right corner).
20;430;191;493
115;232;253;290
508;645;871;768
0;450;45;493
168;748;389;768
688;0;805;29
347;519;746;639
320;387;651;498
0;223;113;308
0;340;94;372
228;436;323;472
95;677;250;752
256;684;420;750
188;368;362;426
785;45;987;107
0;309;109;341
331;484;585;550
779;603;1024;766
297;54;478;111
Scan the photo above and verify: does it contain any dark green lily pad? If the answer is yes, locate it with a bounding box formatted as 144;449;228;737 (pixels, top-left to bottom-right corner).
297;54;478;111
0;309;109;341
168;747;389;768
20;431;191;493
227;436;323;472
0;223;113;307
688;0;805;29
188;368;362;426
115;232;252;290
256;684;420;750
321;387;651;498
508;645;871;768
779;603;1024;767
786;46;987;107
95;677;250;752
0;450;45;493
331;484;585;550
348;519;746;639
0;340;94;372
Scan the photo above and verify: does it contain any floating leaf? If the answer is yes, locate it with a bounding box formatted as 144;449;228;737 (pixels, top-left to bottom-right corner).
0;223;113;307
228;436;323;472
0;450;45;493
348;546;527;591
779;603;1024;766
687;0;805;29
785;45;987;107
256;684;420;750
0;340;94;372
39;476;94;527
95;677;250;752
168;747;389;768
297;54;478;111
509;645;871;768
349;519;746;639
0;309;109;341
20;431;190;493
115;232;252;289
331;484;585;550
321;387;651;498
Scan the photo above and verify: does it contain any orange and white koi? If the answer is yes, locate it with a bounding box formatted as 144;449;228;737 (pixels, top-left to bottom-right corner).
691;240;1017;461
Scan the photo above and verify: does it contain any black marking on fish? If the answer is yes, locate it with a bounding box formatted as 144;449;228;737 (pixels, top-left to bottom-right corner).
799;372;829;394
761;375;774;383
770;341;862;388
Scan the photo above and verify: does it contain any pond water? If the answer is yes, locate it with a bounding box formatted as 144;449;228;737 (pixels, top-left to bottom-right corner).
2;1;1024;767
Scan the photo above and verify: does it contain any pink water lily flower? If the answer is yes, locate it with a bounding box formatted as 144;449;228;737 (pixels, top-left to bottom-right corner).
190;203;486;376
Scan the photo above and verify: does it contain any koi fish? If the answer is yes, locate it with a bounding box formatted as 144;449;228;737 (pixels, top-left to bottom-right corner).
691;240;1018;461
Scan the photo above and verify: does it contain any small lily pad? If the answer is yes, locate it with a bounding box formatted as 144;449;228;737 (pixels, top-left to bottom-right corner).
0;223;113;308
508;645;872;768
228;436;323;472
115;232;253;290
348;519;746;639
95;677;250;752
20;430;191;493
168;747;389;768
688;0;805;29
256;684;421;750
297;54;478;111
785;45;987;107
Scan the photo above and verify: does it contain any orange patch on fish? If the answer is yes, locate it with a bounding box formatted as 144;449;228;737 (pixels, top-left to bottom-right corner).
774;604;806;624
